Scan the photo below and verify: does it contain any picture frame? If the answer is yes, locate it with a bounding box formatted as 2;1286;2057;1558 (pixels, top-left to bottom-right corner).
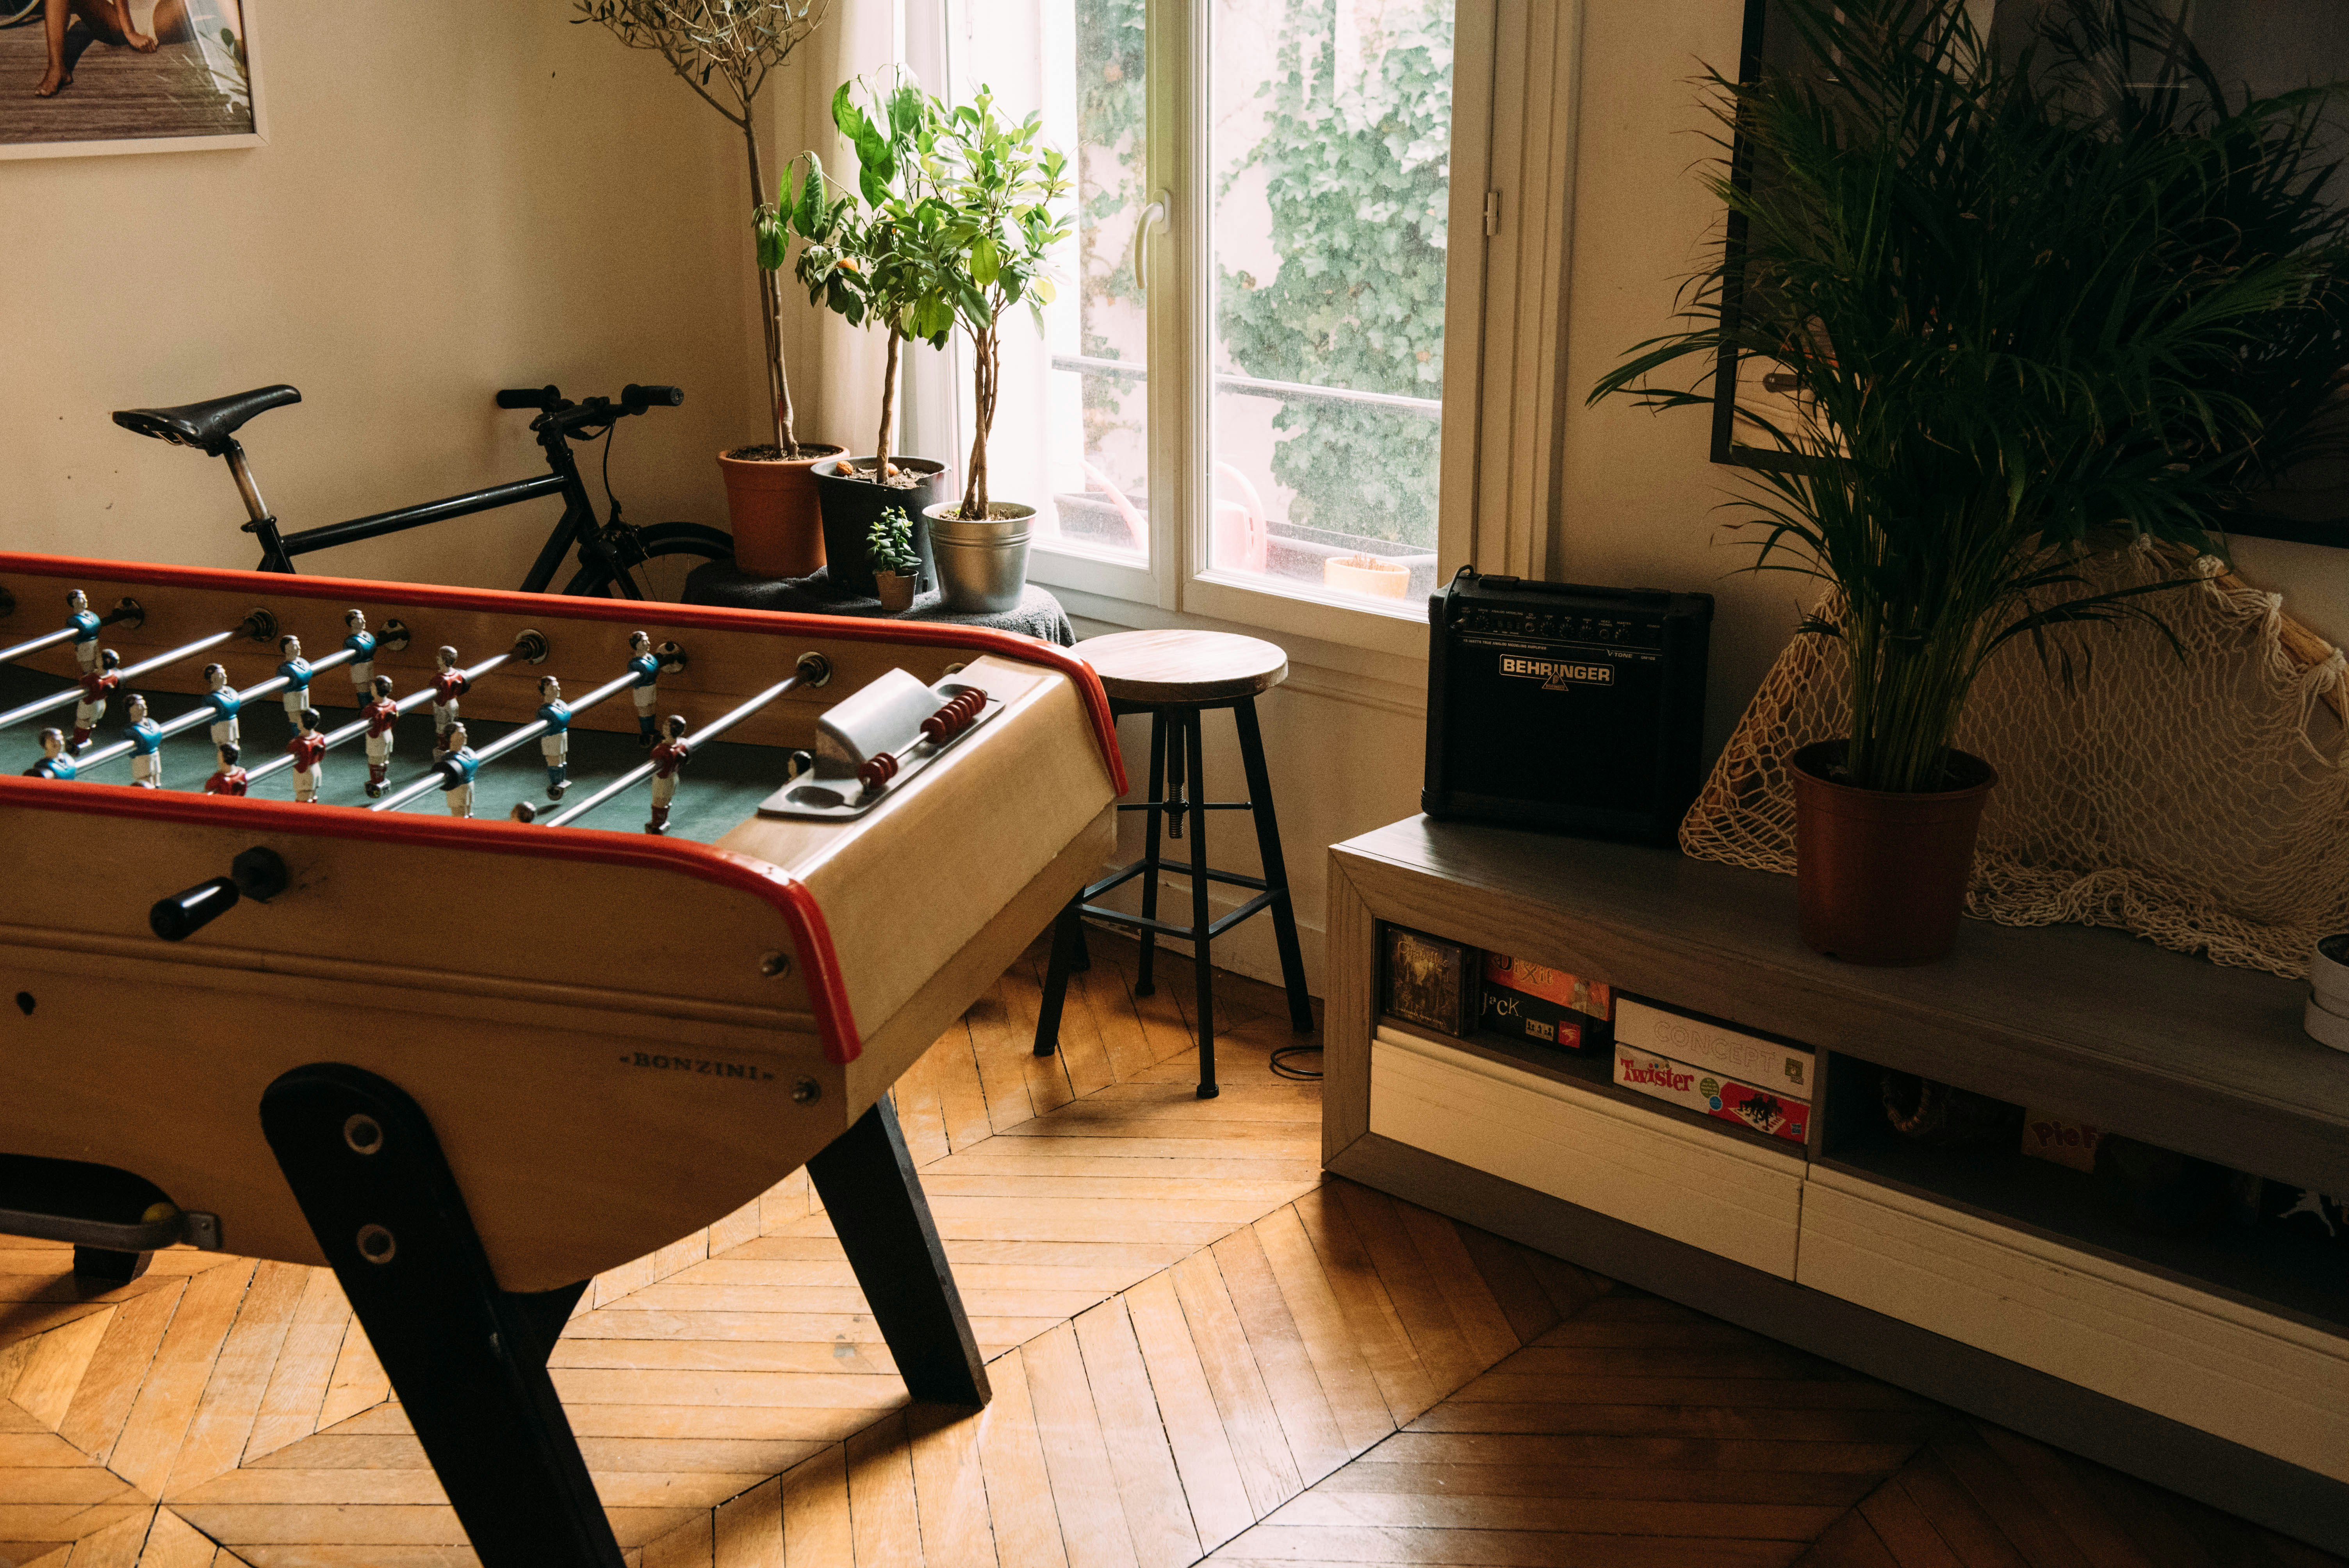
0;0;266;162
1715;0;2349;547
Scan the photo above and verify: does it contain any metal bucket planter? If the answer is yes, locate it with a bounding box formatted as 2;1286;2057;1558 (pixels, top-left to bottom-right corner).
925;502;1034;615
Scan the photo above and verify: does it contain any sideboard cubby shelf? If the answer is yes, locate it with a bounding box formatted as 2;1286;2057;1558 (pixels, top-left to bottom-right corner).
1325;817;2349;1559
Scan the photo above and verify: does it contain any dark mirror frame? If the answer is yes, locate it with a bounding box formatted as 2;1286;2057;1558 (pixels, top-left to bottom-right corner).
1712;0;2349;547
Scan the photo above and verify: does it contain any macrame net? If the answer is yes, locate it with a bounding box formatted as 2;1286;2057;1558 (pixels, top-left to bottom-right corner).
1681;540;2349;978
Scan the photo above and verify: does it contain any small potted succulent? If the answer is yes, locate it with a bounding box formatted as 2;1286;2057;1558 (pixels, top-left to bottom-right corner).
772;77;959;595
922;87;1071;613
577;0;842;578
868;506;922;612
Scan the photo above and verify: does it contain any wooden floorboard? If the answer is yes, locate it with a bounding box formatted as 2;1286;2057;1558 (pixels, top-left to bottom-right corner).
0;931;2332;1568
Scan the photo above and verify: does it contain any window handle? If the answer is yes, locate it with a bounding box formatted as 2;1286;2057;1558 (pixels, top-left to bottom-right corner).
1131;190;1169;298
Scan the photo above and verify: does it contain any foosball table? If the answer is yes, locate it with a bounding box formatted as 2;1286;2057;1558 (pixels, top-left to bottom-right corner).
0;551;1125;1566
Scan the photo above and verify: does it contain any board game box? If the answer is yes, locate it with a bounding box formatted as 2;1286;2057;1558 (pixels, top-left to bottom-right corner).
1481;951;1612;1051
1613;1047;1811;1146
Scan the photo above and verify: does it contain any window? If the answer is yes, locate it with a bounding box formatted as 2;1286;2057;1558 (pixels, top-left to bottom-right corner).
913;0;1479;648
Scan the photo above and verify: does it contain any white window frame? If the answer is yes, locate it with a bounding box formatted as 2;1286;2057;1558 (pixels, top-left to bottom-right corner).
910;0;1501;657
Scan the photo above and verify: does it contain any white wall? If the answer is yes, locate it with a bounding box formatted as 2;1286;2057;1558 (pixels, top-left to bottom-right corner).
0;4;768;590
1553;1;2349;749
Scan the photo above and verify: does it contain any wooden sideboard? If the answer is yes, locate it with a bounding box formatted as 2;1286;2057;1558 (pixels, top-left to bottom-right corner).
1325;817;2349;1555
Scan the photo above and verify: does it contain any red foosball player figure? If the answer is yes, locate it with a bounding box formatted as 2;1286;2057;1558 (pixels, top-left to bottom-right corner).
362;675;398;798
70;647;121;752
430;646;469;761
288;709;328;803
24;727;75;781
647;713;688;835
205;743;249;796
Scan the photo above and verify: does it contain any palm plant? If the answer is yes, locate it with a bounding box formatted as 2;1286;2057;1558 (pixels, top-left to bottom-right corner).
1592;0;2349;795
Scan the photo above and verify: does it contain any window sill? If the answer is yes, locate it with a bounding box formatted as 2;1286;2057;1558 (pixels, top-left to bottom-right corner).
1049;580;1431;714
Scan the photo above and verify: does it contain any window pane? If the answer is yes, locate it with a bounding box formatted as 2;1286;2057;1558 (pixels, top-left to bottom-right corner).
952;0;1151;560
1210;0;1454;608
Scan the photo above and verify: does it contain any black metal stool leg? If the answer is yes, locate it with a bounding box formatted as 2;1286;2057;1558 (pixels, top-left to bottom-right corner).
807;1099;991;1407
259;1064;625;1568
1033;896;1084;1058
1135;709;1169;998
1233;696;1315;1033
1186;709;1219;1098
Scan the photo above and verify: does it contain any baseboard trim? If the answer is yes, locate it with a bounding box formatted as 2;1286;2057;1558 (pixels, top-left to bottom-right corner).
1328;1130;2349;1559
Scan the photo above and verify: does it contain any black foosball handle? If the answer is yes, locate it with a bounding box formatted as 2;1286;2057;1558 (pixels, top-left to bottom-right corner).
150;847;289;941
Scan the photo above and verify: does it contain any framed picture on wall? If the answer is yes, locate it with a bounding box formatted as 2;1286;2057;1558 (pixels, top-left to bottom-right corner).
0;0;264;160
1716;0;2349;546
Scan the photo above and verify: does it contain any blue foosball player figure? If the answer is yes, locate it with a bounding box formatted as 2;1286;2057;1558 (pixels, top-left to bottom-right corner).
123;694;164;789
277;634;314;726
24;727;75;781
439;721;482;818
627;630;661;747
66;589;102;675
344;608;378;699
537;675;571;800
201;663;242;750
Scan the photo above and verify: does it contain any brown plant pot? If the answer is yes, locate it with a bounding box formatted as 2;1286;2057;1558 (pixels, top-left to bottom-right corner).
873;571;918;613
718;443;845;579
1790;740;1998;966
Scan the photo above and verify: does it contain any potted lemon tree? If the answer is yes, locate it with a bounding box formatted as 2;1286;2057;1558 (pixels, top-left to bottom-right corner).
923;89;1071;613
1593;0;2349;963
770;76;959;593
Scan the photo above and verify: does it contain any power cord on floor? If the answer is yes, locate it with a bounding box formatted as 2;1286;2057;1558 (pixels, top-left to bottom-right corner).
1270;1041;1322;1081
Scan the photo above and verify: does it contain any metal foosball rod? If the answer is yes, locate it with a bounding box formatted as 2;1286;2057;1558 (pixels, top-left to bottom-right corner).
0;592;143;668
538;654;829;830
241;630;536;791
367;666;640;814
71;643;363;774
0;609;276;734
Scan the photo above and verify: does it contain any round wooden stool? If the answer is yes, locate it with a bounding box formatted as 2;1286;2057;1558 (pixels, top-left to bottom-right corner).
1034;631;1315;1097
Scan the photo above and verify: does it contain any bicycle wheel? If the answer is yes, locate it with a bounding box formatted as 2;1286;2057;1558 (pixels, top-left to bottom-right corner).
563;522;734;602
0;1;43;25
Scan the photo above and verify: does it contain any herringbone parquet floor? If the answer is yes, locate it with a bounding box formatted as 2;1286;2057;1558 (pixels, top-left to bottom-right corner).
1;935;2336;1567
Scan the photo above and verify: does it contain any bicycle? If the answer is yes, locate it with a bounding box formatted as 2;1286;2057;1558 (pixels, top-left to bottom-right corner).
111;381;736;601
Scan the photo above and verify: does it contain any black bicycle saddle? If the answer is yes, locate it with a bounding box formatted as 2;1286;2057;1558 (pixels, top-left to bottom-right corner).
112;385;301;455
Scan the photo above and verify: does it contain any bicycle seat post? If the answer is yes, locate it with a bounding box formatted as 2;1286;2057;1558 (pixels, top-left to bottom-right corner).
223;439;294;573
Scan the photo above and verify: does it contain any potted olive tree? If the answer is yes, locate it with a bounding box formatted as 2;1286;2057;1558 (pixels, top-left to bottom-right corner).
1593;0;2349;963
923;88;1072;613
769;76;959;594
577;0;842;577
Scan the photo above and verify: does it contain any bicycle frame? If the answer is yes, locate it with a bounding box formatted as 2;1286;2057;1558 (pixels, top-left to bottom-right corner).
233;419;641;598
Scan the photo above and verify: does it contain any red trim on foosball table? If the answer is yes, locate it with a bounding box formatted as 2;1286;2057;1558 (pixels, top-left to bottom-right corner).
0;552;1128;794
0;776;868;1066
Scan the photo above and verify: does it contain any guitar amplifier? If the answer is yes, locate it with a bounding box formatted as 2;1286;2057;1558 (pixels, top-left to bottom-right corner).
1422;568;1713;841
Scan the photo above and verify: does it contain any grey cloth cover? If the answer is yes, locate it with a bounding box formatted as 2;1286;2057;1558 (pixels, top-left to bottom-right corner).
683;563;1075;647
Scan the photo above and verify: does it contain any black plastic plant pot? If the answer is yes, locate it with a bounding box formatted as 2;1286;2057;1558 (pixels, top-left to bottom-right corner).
813;456;948;597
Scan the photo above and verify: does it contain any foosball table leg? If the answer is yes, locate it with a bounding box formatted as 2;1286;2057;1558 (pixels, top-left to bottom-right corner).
258;1064;626;1568
806;1099;991;1409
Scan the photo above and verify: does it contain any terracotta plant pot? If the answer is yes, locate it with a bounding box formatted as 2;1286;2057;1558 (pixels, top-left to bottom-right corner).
1790;740;1998;966
718;443;845;579
813;456;948;596
1324;552;1410;597
873;571;918;613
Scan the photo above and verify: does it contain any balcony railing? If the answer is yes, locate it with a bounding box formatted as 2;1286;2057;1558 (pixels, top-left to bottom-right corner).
1050;353;1442;417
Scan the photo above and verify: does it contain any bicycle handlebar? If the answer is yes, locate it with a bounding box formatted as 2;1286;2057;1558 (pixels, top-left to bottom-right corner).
495;383;683;430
